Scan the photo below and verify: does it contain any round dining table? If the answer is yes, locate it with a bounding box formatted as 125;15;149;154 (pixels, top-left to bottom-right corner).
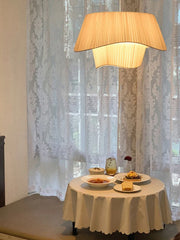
63;175;172;236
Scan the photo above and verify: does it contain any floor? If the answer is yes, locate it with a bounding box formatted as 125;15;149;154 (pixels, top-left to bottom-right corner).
0;194;179;240
0;216;179;240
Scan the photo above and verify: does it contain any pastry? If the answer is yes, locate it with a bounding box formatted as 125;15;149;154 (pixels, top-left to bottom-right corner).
122;181;133;191
123;171;141;181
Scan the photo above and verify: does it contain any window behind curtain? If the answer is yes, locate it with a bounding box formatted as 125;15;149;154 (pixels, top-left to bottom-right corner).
64;0;120;175
171;0;180;218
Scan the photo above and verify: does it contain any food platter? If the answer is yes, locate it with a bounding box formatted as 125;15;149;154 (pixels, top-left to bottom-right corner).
113;184;141;193
114;173;151;184
81;175;116;188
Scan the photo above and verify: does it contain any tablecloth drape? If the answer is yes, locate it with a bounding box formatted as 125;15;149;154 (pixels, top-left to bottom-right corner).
63;177;172;235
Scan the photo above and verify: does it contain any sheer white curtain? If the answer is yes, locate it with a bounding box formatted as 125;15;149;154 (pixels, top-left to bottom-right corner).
27;0;119;200
118;0;180;220
138;0;180;221
118;0;173;176
170;0;180;220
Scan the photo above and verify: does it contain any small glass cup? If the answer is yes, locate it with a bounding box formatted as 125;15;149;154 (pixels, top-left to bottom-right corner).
105;158;117;175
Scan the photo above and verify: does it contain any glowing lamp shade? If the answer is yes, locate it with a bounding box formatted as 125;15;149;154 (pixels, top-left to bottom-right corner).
74;12;166;68
93;43;148;68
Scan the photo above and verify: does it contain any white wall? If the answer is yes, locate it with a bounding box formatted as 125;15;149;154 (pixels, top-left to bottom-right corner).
0;0;28;204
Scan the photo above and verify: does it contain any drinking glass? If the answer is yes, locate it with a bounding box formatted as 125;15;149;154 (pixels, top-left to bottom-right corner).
105;158;117;175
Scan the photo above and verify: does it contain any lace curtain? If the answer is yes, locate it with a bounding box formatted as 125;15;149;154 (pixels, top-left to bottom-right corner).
27;0;119;200
118;0;180;220
169;0;180;220
118;0;172;176
27;0;180;220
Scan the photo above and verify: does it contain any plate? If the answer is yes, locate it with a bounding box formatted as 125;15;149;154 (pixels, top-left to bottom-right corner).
114;173;151;184
81;175;115;188
113;184;141;193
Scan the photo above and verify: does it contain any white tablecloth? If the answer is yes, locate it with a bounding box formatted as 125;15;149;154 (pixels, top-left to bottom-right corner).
63;176;172;235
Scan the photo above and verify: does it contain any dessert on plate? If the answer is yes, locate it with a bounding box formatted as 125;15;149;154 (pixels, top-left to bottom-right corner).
123;171;141;181
122;181;133;191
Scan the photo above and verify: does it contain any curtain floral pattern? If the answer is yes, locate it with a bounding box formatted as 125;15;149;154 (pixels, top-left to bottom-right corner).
118;0;180;220
27;0;119;200
139;0;180;221
27;0;180;220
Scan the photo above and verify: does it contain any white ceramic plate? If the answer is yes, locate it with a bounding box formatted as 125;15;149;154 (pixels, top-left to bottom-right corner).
114;173;151;184
113;184;141;193
81;175;116;188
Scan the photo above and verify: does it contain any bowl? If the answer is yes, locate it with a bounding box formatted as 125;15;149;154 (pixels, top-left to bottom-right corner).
81;175;115;188
89;167;105;175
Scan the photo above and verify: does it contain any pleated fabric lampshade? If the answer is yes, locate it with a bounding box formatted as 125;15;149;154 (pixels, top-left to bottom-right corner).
74;12;166;68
